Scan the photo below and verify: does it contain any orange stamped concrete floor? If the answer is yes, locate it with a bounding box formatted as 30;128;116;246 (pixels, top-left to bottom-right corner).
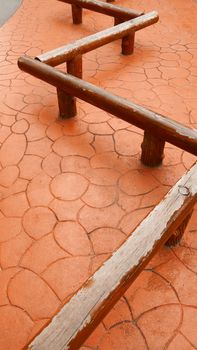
0;0;197;349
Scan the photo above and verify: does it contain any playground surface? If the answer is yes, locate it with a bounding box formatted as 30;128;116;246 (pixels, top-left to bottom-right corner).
0;0;196;349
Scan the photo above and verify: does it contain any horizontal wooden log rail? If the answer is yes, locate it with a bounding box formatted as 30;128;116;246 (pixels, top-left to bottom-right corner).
18;56;197;166
36;12;158;66
58;0;143;25
35;11;158;120
25;163;197;350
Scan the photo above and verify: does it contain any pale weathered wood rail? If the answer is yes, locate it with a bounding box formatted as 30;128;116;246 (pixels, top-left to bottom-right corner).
36;12;158;66
18;56;197;165
58;0;143;57
25;163;197;350
58;0;143;25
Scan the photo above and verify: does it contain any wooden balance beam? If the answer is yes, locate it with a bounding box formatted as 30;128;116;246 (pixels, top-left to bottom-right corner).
24;162;197;350
17;5;196;347
18;56;197;166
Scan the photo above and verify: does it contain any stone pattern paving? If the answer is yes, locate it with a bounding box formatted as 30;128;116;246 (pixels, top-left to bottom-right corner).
0;0;196;349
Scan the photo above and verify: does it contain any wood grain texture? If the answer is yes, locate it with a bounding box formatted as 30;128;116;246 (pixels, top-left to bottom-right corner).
18;57;197;156
165;210;194;246
26;163;197;350
35;12;159;66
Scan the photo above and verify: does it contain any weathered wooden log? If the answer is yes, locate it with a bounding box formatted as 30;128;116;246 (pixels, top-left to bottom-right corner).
26;163;197;350
35;12;159;66
141;130;165;166
18;56;197;156
59;0;142;22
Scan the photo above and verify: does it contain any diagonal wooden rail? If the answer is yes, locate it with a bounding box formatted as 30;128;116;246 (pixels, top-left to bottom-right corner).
25;163;197;350
36;11;158;66
57;0;143;61
18;56;197;166
34;11;159;128
58;0;143;24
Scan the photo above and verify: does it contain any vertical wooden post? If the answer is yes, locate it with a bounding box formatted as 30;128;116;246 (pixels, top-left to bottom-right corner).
165;210;193;247
57;88;77;119
122;32;135;55
141;130;165;166
67;55;83;79
114;18;135;55
57;55;82;119
72;4;82;24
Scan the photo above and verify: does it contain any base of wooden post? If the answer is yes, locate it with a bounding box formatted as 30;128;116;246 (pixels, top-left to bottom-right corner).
165;211;193;247
57;88;77;119
141;130;165;167
114;19;135;55
122;32;135;55
57;55;83;119
72;4;82;24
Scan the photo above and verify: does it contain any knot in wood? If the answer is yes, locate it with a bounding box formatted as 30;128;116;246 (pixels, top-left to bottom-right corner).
178;185;190;196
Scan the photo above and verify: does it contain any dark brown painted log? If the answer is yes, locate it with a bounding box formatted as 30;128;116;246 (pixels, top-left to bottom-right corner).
18;56;197;156
57;55;83;118
122;31;135;55
72;4;82;24
26;163;197;350
166;209;194;246
35;12;159;66
141;130;165;166
67;55;82;79
57;88;76;119
59;0;142;21
113;17;135;55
